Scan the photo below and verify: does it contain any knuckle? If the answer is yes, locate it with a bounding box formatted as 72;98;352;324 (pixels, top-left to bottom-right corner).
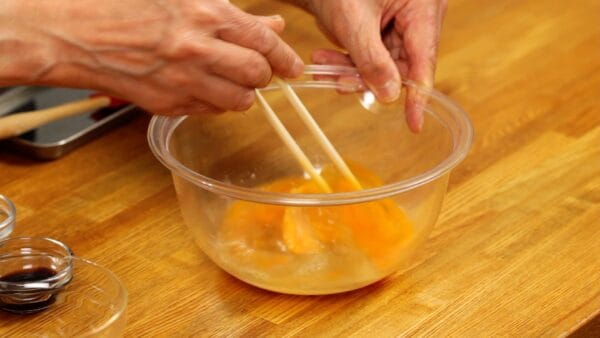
276;49;298;72
186;1;225;26
248;20;276;55
160;33;212;60
244;56;271;87
231;89;255;111
216;8;259;40
357;57;391;79
160;67;193;88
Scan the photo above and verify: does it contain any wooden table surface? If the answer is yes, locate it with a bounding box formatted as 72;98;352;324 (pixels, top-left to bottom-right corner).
1;0;599;336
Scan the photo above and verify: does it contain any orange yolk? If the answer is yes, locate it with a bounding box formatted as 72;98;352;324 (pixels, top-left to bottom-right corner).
219;163;413;272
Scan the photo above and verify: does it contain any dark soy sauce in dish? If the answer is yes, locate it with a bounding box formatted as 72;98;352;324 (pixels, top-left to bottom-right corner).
0;267;59;314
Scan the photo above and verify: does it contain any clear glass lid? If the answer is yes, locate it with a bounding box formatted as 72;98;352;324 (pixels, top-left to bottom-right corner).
0;237;127;337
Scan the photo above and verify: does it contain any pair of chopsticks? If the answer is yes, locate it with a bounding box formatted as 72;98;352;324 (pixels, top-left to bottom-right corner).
255;78;363;193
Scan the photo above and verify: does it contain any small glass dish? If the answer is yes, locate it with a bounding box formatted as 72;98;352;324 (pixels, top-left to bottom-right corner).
148;65;473;294
0;237;127;337
0;195;15;240
0;237;73;314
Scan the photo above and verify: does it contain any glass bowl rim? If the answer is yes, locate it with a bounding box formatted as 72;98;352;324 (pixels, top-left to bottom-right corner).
0;195;16;237
0;236;73;289
5;257;128;336
70;256;128;336
147;65;473;206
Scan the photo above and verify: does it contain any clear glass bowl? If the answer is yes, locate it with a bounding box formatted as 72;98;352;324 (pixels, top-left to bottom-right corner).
0;237;127;337
0;195;15;240
148;65;473;294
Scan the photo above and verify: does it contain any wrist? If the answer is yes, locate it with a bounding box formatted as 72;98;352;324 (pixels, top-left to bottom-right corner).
0;23;59;86
0;1;87;86
0;0;167;89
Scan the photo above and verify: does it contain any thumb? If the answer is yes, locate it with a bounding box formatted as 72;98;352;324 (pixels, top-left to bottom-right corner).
341;21;400;103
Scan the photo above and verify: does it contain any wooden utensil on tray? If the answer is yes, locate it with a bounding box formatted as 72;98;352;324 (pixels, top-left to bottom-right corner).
0;95;127;140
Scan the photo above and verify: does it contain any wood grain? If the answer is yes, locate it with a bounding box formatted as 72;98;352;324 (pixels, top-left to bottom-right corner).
1;0;599;336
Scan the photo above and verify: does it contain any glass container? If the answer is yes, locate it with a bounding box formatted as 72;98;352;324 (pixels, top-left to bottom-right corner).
148;65;473;294
0;237;127;337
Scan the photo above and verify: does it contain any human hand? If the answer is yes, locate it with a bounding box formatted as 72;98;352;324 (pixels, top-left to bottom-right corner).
304;0;447;132
0;0;303;115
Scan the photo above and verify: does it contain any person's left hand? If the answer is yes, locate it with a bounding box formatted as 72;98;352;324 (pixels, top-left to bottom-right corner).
302;0;447;132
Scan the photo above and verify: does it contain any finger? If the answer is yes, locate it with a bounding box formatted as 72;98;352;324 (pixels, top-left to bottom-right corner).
207;39;272;88
311;48;352;82
402;13;439;88
86;68;226;116
218;9;304;78
399;4;444;132
170;100;222;116
191;74;255;111
143;61;255;112
312;49;353;66
334;13;401;103
393;59;410;80
403;87;425;133
311;49;365;93
254;15;285;34
151;61;257;112
383;33;408;62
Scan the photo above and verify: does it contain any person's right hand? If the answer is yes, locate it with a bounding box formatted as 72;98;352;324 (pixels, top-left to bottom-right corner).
1;0;303;115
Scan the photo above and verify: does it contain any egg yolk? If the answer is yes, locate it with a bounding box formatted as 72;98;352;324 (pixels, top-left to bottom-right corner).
219;163;413;273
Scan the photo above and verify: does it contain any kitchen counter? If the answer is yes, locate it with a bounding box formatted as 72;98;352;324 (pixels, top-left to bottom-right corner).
0;0;599;336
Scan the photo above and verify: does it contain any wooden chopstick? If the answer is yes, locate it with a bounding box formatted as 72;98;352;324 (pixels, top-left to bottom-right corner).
274;78;363;190
0;96;111;140
254;89;333;193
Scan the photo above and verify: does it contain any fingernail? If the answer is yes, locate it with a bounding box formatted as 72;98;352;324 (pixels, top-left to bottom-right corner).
269;15;283;21
379;80;400;103
416;111;424;132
